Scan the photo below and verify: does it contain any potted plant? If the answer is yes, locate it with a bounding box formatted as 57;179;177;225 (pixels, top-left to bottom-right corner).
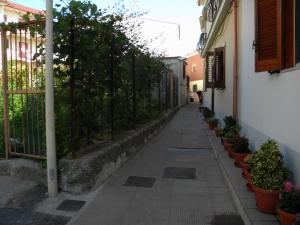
232;136;251;167
207;117;219;130
252;140;290;214
202;108;214;120
277;181;300;225
241;154;255;191
293;214;300;225
223;131;235;152
221;117;240;143
223;127;240;157
214;127;222;137
241;154;252;178
223;116;237;128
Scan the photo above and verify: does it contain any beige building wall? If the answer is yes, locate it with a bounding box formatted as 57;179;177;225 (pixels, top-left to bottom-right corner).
203;8;234;118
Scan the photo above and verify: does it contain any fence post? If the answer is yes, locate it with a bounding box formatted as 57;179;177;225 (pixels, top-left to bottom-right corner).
45;0;58;197
110;41;115;140
148;78;151;114
158;76;161;112
69;17;76;158
132;51;136;128
1;28;10;159
165;70;168;112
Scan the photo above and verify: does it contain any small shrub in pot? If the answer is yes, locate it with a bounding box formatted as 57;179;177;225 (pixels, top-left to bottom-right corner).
232;136;251;167
277;181;300;225
252;140;290;214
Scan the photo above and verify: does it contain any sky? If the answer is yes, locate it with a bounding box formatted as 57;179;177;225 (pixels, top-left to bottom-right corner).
13;0;202;57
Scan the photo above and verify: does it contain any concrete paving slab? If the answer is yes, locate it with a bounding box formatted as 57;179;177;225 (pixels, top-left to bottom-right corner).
68;105;239;225
0;176;37;208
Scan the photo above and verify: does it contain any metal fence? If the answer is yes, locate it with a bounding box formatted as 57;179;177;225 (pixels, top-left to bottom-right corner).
1;20;46;159
0;20;179;160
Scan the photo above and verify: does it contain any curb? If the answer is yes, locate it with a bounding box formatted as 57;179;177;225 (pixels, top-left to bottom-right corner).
207;131;252;225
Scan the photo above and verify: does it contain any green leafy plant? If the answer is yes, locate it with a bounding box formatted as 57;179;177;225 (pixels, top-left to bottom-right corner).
252;140;289;191
202;107;214;118
0;0;167;159
233;136;250;153
223;116;237;129
222;116;240;138
278;181;300;214
207;117;219;125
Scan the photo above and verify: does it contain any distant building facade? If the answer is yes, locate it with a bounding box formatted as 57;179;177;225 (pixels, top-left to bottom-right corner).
0;0;44;66
184;51;204;103
161;57;188;107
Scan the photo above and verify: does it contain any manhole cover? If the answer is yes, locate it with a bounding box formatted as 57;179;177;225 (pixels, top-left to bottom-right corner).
210;214;244;225
124;176;156;188
163;167;196;179
56;200;85;212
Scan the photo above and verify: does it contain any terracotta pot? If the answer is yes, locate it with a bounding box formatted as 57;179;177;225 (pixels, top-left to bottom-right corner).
223;137;228;144
253;186;280;214
209;123;217;130
223;142;232;152
278;209;297;225
214;128;221;137
227;145;234;158
247;183;254;192
240;160;249;179
244;169;254;192
233;152;250;168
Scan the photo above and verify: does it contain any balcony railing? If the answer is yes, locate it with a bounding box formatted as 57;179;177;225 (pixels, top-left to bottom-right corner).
197;32;207;52
207;0;222;23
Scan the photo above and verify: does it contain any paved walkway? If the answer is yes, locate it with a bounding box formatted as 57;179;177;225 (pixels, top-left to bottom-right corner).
69;105;241;225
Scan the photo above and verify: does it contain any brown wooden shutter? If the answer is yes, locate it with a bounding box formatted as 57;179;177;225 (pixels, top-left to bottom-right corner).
255;0;282;72
205;52;214;89
214;47;225;88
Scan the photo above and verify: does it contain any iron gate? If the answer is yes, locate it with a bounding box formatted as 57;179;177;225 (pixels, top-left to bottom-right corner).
1;20;46;159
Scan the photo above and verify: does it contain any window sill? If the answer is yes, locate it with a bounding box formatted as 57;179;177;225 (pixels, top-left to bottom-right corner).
280;63;300;74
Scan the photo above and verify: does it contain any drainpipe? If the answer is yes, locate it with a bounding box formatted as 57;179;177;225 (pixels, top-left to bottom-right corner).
232;0;238;119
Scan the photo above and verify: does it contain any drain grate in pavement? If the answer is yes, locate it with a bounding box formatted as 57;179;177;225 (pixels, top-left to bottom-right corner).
56;199;86;212
0;208;70;225
168;147;211;152
124;176;156;188
210;214;244;225
163;167;196;179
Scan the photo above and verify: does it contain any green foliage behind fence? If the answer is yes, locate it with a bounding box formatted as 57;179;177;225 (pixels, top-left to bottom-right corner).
0;0;170;159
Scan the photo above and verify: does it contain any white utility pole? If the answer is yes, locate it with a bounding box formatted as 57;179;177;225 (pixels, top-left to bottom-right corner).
45;0;58;197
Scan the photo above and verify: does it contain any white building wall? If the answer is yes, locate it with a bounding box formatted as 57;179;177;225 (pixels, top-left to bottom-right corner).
4;10;20;23
202;9;235;121
238;0;300;183
201;0;300;183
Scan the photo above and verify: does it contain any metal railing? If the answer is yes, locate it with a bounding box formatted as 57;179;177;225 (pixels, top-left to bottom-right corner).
197;33;207;52
207;0;223;23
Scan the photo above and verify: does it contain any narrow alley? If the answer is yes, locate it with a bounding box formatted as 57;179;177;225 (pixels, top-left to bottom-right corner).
68;105;242;225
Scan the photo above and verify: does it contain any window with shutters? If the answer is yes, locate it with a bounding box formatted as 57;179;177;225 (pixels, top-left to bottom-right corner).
255;0;297;72
214;47;225;89
205;48;225;89
205;52;214;89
